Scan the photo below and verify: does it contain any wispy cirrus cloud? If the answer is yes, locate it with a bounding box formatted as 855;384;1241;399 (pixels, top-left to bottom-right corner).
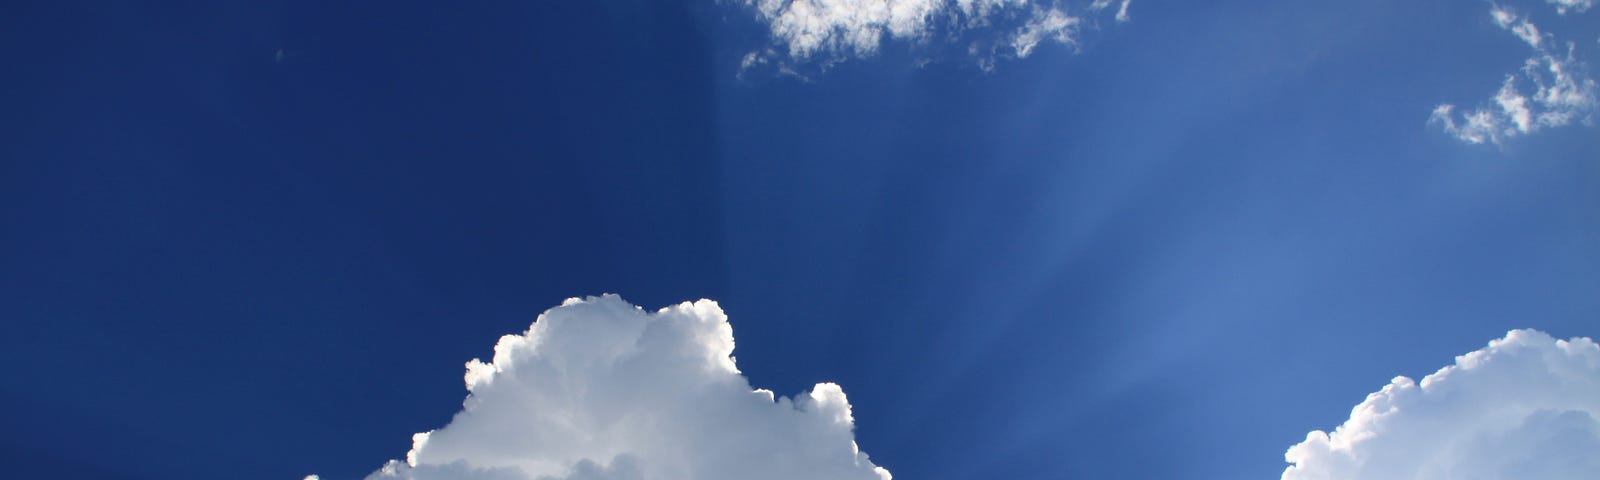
1547;0;1593;15
1431;3;1597;144
1282;329;1600;480
735;0;1131;73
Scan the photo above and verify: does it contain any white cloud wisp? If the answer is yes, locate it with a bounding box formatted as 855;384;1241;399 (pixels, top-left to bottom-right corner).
345;295;891;480
736;0;1131;72
1282;329;1600;480
1431;4;1598;144
1547;0;1593;15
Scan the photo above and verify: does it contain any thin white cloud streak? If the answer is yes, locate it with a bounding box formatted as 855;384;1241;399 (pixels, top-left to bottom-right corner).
335;295;889;480
1432;4;1597;144
1493;6;1544;49
1282;329;1600;480
1011;8;1080;58
1547;0;1593;15
1087;0;1130;22
736;0;1130;72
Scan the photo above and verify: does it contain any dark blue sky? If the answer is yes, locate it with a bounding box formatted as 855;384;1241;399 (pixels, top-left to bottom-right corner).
2;1;1597;479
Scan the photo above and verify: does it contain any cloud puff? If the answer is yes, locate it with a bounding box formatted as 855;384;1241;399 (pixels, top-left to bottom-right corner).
1431;4;1597;144
1282;329;1600;480
735;0;1130;72
346;295;890;480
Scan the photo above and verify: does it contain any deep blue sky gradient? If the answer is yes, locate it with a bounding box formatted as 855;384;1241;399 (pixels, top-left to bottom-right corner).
2;1;1597;479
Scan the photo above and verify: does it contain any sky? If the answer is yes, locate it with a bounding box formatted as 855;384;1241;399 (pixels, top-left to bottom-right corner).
1;1;1598;479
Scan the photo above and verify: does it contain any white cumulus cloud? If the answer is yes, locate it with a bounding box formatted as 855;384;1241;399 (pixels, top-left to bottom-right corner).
340;295;889;480
1282;329;1600;480
1432;4;1598;144
735;0;1131;72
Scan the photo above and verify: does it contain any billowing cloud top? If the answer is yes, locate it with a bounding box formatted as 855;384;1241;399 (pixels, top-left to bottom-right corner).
735;0;1131;72
1282;329;1600;480
351;295;890;480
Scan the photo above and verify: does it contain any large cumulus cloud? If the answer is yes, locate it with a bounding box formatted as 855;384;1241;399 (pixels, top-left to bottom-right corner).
351;295;890;480
1282;329;1600;480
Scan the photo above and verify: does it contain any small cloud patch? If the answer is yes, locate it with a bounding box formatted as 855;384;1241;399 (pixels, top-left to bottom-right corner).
1432;3;1597;144
733;0;1132;74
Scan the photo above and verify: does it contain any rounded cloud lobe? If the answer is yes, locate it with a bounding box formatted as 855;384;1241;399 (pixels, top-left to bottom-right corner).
1283;329;1600;480
359;295;890;480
